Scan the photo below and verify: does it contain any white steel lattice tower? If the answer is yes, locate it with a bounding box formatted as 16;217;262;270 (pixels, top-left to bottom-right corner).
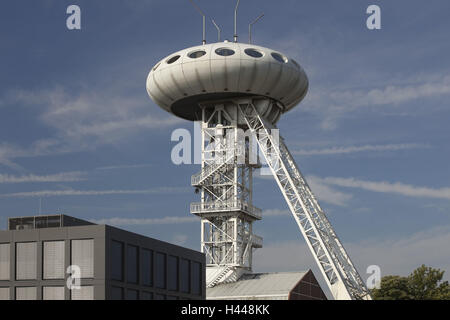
190;103;264;286
146;38;372;299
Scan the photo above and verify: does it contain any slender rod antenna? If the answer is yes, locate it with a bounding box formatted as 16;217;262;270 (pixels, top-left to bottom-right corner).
189;0;207;45
249;13;264;44
234;0;241;42
211;19;221;42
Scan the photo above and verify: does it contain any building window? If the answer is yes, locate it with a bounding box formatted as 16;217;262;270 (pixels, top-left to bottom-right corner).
111;240;124;281
168;255;179;291
244;48;264;58
15;287;37;300
180;259;190;293
154;293;166;300
215;48;235;56
16;242;37;280
167;295;179;300
141;249;153;287
188;50;206;58
71;239;94;278
111;286;123;300
166;55;180;64
141;291;153;300
71;286;94;300
127;245;138;284
271;52;288;63
191;262;202;296
0;243;10;281
126;289;139;300
43;286;65;300
155;252;166;289
43;241;65;279
0;288;10;300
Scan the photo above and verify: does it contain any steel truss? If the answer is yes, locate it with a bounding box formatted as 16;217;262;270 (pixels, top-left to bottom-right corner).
191;104;263;287
237;100;372;300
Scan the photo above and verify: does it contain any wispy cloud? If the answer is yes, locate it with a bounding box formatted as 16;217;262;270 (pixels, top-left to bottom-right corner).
0;139;76;171
172;234;190;246
328;76;450;109
0;171;85;184
0;187;189;198
314;176;450;200
307;176;353;206
0;86;183;168
293;143;428;156
96;163;153;170
93;216;198;226
298;72;450;130
253;225;450;292
256;171;353;207
263;209;290;217
13;87;182;143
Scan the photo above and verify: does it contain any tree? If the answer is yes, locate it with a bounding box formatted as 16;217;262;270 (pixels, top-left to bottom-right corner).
372;275;411;300
372;265;450;300
408;265;450;300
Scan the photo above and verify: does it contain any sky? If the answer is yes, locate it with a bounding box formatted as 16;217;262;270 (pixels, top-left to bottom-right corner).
0;0;450;293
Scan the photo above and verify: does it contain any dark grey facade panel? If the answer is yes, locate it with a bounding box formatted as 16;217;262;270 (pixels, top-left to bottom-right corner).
0;218;205;300
126;244;138;284
104;225;205;300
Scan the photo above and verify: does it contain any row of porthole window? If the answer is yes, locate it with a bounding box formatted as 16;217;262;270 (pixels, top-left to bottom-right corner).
154;48;299;71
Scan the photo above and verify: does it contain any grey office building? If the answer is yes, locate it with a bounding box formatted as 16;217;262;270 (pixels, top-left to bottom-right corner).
0;214;206;300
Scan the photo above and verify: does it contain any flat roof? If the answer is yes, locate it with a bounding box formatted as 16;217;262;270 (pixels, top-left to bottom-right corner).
7;214;95;230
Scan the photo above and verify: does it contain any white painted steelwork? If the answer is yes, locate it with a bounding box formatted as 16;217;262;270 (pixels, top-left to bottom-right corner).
146;40;372;299
237;100;372;300
146;42;308;121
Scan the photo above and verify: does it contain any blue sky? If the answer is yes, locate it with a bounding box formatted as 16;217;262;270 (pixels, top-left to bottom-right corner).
1;0;450;289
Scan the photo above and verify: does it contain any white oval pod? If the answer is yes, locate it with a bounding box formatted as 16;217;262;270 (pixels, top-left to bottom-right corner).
147;42;308;123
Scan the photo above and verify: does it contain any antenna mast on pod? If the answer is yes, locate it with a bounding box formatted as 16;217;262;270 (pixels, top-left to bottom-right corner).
211;19;221;42
234;0;240;42
189;0;207;45
249;13;264;44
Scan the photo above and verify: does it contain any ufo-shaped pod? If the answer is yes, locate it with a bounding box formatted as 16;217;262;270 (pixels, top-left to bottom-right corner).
237;44;271;94
181;46;215;94
147;42;309;122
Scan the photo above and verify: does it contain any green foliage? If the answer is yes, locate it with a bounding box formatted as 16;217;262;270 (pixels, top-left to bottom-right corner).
372;265;450;300
372;275;411;300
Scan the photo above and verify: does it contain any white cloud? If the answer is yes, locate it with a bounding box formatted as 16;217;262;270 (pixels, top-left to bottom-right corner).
263;209;290;217
315;176;450;200
307;176;353;207
0;186;189;198
93;216;198;226
0;139;75;171
0;171;85;184
0;87;183;167
96;163;153;170
29;88;182;143
172;234;189;246
300;74;450;130
255;171;353;207
293;143;427;156
331;76;450;109
346;226;450;280
253;225;450;296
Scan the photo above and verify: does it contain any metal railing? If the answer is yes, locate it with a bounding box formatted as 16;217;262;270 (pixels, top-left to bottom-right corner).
191;154;236;186
251;234;263;248
190;200;262;220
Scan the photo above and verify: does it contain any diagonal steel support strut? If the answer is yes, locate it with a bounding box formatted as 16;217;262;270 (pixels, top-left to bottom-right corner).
238;101;372;300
